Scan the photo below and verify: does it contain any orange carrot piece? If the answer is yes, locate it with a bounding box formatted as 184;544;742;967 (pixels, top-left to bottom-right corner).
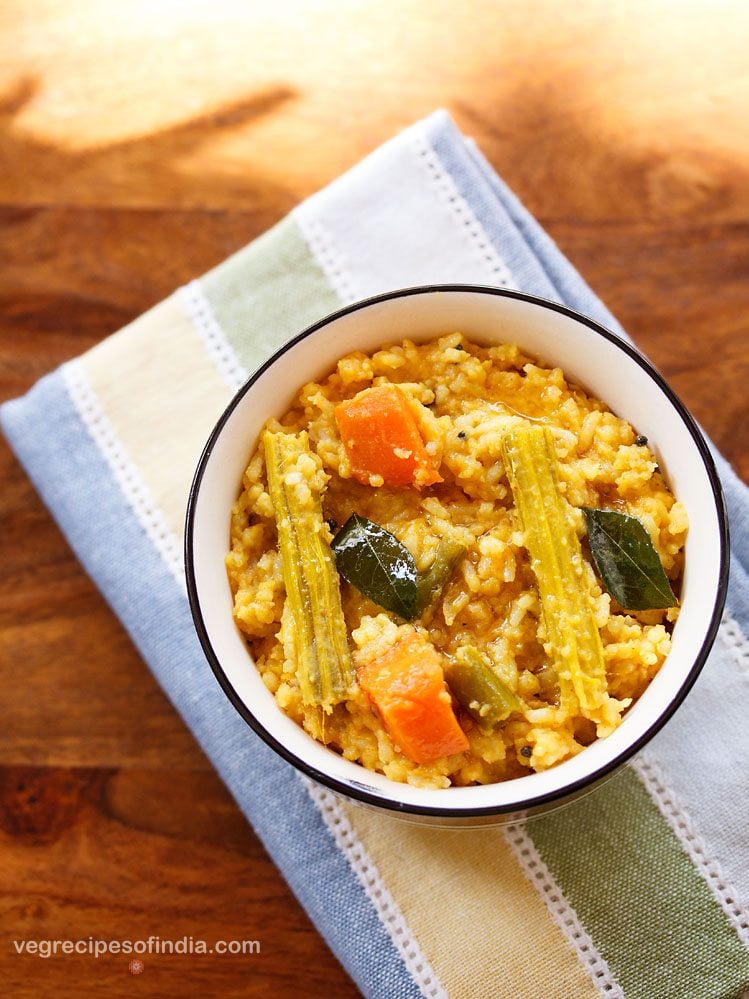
358;633;469;764
335;384;442;488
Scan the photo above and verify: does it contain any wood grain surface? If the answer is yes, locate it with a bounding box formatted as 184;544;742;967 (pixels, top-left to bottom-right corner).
1;2;747;996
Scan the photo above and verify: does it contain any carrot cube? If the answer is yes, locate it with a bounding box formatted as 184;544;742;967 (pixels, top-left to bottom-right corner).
335;384;442;488
358;633;469;764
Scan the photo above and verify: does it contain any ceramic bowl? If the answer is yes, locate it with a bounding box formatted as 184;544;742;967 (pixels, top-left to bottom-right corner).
185;285;728;826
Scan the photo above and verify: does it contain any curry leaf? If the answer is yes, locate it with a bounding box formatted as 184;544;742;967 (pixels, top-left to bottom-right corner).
331;514;418;619
582;508;678;611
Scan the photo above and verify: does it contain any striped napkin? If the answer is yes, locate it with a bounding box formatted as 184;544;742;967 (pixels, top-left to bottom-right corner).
3;111;748;999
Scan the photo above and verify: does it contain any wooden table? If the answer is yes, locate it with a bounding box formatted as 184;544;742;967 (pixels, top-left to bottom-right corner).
1;2;747;996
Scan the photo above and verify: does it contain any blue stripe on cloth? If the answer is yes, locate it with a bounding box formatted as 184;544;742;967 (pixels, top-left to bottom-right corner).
426;111;748;620
715;453;749;616
423;112;560;302
462;127;629;339
425;109;626;337
0;371;423;999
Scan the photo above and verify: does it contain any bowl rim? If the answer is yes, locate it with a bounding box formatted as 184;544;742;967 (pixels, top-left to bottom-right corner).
184;283;730;818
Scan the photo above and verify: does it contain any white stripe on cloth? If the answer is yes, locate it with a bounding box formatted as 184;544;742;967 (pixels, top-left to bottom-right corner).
304;780;448;999
503;823;624;998
293;121;516;303
62;360;186;592
720;611;749;679
633;752;749;949
178;281;248;391
410;126;516;291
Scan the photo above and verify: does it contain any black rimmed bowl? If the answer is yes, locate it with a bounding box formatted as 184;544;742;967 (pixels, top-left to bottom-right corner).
185;285;729;827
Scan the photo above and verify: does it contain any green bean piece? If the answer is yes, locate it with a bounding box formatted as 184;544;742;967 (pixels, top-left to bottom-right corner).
263;430;354;710
445;646;522;726
416;537;467;614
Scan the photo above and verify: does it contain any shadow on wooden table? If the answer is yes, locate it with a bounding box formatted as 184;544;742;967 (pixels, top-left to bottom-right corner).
1;75;298;208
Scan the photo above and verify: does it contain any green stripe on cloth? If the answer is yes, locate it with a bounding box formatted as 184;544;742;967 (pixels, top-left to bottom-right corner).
530;767;749;999
201;215;341;373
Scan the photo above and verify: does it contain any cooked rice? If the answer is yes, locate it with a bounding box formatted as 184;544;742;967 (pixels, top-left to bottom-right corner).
226;333;686;789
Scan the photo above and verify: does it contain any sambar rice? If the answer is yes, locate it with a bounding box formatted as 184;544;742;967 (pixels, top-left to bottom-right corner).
225;333;687;789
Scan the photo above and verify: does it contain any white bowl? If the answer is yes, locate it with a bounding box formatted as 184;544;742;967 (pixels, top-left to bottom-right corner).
185;285;728;826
